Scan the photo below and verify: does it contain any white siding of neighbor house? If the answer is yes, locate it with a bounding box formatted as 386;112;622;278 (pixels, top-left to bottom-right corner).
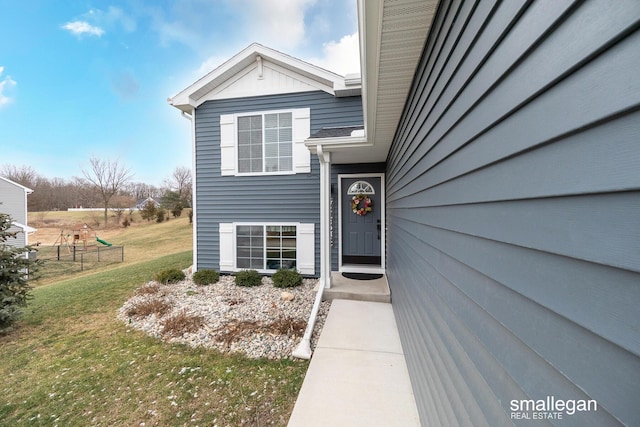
386;0;640;425
0;177;31;248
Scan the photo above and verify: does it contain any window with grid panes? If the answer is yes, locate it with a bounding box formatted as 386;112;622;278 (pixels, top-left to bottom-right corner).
237;112;292;173
236;225;296;270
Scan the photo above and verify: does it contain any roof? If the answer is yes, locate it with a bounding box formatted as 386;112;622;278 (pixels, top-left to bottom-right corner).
0;176;34;194
310;126;365;139
305;0;438;164
12;221;37;233
168;43;362;114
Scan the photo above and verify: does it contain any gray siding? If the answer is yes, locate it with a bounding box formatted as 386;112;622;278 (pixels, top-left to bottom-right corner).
386;1;640;426
195;91;362;276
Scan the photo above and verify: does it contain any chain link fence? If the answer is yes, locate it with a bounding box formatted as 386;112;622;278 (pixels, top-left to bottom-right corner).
36;245;124;275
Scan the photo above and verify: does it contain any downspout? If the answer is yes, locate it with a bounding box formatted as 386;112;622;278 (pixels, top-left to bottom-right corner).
181;110;198;272
292;144;330;359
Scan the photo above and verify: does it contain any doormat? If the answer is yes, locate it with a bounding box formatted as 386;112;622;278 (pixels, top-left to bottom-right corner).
342;272;383;281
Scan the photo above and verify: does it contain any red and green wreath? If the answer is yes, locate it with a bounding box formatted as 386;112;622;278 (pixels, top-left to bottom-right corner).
351;194;373;216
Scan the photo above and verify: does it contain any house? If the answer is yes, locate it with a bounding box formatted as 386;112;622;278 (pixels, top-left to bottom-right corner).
135;197;161;210
0;176;36;248
170;0;639;425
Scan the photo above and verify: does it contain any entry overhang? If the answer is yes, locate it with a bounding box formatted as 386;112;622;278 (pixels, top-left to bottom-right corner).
325;0;438;163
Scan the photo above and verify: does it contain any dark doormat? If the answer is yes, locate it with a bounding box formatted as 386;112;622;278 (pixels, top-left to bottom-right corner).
342;272;383;281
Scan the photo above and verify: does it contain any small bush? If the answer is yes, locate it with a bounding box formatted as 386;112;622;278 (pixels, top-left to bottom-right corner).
193;269;219;286
272;269;303;288
156;208;166;223
154;268;186;284
234;269;262;287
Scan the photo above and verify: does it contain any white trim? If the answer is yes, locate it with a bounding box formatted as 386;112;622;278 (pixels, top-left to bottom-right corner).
167;43;360;113
338;173;385;274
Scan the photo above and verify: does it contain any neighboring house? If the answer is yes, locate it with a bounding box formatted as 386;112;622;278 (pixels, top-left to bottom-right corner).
170;1;639;425
0;176;36;248
135;197;161;210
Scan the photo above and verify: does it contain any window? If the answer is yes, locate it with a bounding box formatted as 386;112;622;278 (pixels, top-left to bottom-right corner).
237;112;293;173
219;108;310;176
236;225;297;270
219;222;314;274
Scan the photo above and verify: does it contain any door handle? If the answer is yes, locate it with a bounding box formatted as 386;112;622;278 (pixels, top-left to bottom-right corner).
377;220;381;240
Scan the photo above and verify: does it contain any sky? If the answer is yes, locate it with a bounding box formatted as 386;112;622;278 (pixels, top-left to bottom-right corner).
0;0;360;186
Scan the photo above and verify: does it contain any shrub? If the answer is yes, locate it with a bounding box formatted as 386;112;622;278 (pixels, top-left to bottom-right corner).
234;269;262;287
161;310;204;338
155;208;166;223
154;268;185;284
125;298;171;318
192;269;219;286
272;269;303;288
0;213;40;333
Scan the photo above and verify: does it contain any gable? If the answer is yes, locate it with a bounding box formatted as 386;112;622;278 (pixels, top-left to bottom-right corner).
203;57;332;102
168;43;360;114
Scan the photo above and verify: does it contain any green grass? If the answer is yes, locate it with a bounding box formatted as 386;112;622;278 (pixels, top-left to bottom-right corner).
32;213;193;286
0;251;309;426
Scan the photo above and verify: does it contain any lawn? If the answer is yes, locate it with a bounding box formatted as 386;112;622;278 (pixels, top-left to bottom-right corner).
1;213;310;426
29;210;193;286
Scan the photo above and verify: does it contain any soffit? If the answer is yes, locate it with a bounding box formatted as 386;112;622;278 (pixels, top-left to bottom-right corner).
359;0;438;163
315;0;437;164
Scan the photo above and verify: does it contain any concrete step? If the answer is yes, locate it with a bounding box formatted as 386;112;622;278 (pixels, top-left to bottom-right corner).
322;272;391;303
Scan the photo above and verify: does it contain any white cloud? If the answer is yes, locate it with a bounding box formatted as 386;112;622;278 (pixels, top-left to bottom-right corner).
231;0;316;50
307;32;360;75
89;6;137;33
62;20;105;37
0;66;17;108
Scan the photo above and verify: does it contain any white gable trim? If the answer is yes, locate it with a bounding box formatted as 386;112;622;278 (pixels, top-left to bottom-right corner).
199;59;334;103
168;43;361;113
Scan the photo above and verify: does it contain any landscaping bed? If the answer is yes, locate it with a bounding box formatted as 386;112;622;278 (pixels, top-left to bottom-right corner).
118;273;330;359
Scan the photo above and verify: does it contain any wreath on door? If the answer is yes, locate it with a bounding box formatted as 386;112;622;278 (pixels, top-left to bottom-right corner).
351;194;373;216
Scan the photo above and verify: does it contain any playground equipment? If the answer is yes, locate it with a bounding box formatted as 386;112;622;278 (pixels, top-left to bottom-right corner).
96;237;112;247
71;223;96;249
53;229;72;253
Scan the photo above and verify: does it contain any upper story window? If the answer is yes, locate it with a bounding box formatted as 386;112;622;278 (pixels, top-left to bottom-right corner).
238;112;292;173
220;108;310;176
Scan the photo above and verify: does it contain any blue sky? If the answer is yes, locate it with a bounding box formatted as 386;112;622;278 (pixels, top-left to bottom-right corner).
0;0;359;186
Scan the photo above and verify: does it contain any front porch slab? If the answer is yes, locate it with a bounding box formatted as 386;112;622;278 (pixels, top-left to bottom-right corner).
322;272;391;303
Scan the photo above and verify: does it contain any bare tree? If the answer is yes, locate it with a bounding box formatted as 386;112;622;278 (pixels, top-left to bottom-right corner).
82;157;133;225
163;166;192;207
0;164;38;188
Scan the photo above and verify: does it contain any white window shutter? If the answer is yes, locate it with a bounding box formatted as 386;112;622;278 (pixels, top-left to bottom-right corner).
293;108;311;173
297;223;315;275
220;114;236;176
219;223;235;271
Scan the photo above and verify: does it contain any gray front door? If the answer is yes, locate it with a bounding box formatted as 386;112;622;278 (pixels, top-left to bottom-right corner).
341;177;382;265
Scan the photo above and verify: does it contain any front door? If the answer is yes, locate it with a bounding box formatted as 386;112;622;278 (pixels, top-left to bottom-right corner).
340;176;383;269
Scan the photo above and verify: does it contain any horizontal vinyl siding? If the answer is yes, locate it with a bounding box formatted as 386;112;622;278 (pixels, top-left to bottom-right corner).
195;91;362;275
0;180;28;248
387;1;640;426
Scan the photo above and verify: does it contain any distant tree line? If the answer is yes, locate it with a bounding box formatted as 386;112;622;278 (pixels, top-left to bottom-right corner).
0;162;192;217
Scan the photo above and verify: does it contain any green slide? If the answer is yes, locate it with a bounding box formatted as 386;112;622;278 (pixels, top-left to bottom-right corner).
96;237;112;247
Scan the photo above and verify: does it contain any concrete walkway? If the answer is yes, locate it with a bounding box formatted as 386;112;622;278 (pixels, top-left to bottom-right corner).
288;299;420;427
